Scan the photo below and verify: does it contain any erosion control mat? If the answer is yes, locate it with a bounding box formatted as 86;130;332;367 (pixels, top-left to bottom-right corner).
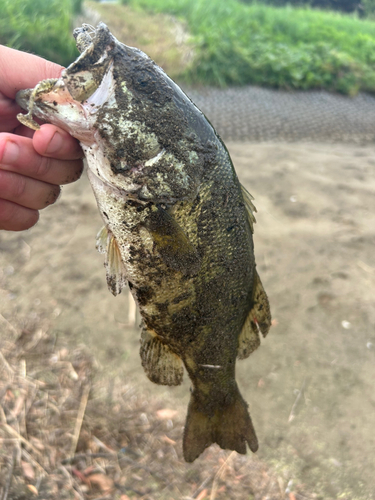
0;331;306;500
184;86;375;144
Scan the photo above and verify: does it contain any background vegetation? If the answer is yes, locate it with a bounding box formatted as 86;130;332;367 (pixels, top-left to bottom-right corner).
0;0;78;66
1;0;375;95
239;0;366;14
126;0;375;94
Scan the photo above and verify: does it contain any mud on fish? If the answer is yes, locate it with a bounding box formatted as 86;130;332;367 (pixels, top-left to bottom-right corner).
16;23;272;462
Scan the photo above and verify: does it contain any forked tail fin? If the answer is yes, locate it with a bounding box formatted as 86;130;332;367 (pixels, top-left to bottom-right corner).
183;385;258;462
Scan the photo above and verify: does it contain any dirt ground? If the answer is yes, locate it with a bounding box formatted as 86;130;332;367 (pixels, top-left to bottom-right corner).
1;141;375;499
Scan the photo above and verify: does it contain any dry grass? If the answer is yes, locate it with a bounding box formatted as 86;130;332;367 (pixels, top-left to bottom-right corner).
0;326;316;500
79;2;194;79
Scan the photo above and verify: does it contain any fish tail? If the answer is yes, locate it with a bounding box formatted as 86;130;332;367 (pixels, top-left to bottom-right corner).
183;384;258;462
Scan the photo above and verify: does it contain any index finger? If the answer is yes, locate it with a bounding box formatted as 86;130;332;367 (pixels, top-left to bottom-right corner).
33;124;83;160
0;45;64;100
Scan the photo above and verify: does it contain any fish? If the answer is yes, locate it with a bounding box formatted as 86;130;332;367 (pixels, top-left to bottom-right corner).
16;23;271;462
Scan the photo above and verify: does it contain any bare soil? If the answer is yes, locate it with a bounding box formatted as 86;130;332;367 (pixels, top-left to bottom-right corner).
1;141;375;499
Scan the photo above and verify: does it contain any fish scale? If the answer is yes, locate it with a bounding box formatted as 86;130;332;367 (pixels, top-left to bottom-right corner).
16;23;271;462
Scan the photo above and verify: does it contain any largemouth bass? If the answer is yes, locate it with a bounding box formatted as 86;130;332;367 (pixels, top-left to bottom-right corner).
16;24;271;462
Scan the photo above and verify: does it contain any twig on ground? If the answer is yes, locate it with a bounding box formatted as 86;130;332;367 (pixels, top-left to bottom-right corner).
1;422;42;457
92;435;114;452
289;377;308;423
0;405;7;424
21;448;48;476
192;475;213;498
210;451;235;500
0;351;14;380
62;452;116;465
69;383;91;458
0;314;18;336
357;260;375;274
1;447;17;500
59;465;85;500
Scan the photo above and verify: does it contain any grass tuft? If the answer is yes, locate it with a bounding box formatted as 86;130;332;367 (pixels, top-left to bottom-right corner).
0;0;78;66
127;0;375;94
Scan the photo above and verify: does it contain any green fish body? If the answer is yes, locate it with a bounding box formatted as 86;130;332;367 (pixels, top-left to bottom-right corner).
16;24;271;462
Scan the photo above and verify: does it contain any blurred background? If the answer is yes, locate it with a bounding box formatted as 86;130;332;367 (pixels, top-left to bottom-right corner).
1;1;375;499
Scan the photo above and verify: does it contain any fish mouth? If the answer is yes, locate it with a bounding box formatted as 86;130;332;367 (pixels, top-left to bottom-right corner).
15;23;116;140
16;80;94;141
15;23;153;197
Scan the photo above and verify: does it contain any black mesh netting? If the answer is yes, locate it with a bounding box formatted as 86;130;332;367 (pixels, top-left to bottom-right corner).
182;85;375;144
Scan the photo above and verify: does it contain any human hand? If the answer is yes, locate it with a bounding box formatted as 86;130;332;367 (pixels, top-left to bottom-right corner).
0;46;84;231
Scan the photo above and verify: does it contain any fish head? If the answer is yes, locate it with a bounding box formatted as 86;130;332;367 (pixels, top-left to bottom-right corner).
17;24;116;140
17;23;212;201
16;23;170;196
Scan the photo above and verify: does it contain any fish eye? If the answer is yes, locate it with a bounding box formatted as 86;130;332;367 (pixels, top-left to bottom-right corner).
63;71;98;102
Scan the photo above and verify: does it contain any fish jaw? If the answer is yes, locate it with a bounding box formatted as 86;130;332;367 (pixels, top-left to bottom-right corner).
15;25;117;144
16;82;95;143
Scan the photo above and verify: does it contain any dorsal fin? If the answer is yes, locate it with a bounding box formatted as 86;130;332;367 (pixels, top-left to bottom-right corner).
241;184;257;233
96;226;127;296
237;271;271;360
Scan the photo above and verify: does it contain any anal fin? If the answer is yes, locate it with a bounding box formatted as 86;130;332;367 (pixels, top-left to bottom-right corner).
238;271;271;360
237;314;261;360
96;226;127;296
140;327;184;386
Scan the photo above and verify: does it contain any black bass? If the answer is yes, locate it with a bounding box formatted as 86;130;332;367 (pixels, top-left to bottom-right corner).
17;24;271;462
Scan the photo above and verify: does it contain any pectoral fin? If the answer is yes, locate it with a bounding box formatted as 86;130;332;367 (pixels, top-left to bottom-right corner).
237;271;271;359
241;184;257;233
96;226;127;296
144;205;201;276
140;327;184;386
96;225;108;254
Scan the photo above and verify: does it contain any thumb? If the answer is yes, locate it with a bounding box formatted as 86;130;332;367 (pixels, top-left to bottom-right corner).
0;45;64;100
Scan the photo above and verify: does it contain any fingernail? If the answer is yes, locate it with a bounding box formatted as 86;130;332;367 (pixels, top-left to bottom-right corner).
1;141;20;164
45;132;63;155
45;185;61;206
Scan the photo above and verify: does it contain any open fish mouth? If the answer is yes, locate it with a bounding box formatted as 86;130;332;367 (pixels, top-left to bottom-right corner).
16;82;87;137
16;24;116;143
15;23;161;196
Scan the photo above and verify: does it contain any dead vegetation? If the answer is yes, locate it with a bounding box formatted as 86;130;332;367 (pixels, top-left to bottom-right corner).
77;2;195;79
0;325;315;500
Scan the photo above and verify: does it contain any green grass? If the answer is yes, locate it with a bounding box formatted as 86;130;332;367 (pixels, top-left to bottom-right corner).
126;0;375;94
0;0;78;66
3;0;375;94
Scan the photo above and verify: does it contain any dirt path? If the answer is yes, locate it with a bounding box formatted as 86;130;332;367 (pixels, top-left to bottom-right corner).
1;141;375;499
